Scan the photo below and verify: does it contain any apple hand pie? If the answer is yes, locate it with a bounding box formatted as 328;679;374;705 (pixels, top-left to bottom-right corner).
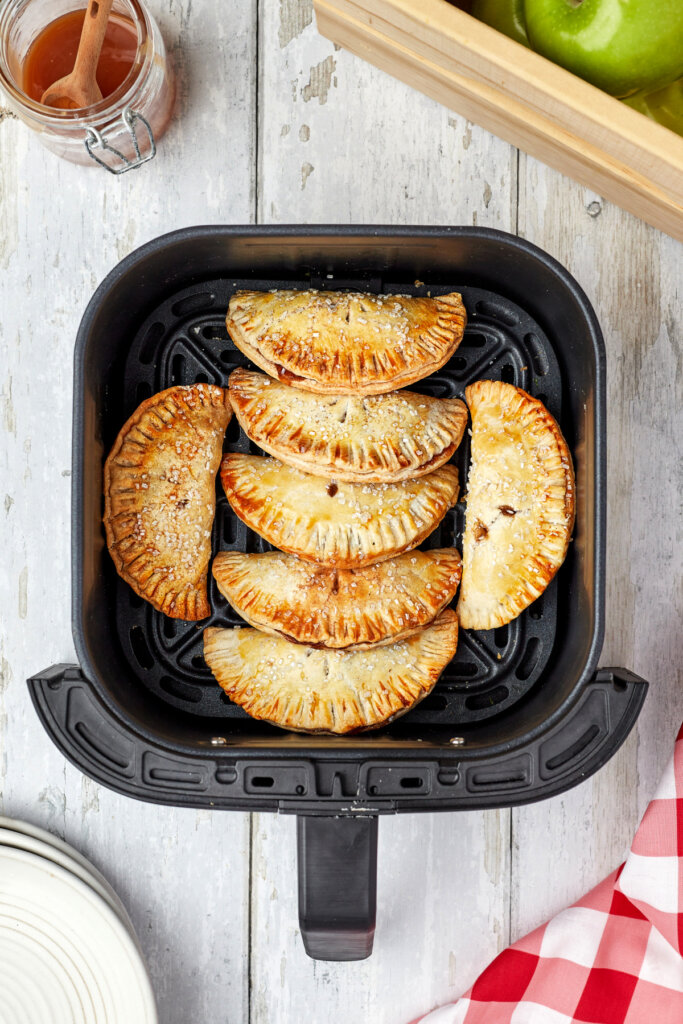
104;384;232;620
457;380;575;631
220;453;459;568
212;548;462;648
203;610;458;734
228;367;468;483
226;288;466;394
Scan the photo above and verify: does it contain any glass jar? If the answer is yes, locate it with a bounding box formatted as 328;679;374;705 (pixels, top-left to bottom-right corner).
0;0;175;171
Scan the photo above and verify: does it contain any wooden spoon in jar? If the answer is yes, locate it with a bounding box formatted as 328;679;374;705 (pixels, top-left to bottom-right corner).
41;0;114;109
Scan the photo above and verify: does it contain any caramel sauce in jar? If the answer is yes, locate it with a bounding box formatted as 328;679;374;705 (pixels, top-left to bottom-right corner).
23;10;139;106
0;0;175;167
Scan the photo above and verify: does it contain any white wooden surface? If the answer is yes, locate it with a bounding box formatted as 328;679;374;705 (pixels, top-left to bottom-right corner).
0;1;681;1021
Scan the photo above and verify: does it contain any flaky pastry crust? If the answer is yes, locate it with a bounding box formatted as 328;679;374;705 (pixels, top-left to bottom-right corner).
226;289;466;395
220;453;459;569
457;381;575;630
203;610;459;734
212;548;462;648
228;368;467;482
104;384;232;619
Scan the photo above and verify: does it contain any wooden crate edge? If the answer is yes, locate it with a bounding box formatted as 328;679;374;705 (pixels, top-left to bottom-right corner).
315;0;683;199
314;0;683;241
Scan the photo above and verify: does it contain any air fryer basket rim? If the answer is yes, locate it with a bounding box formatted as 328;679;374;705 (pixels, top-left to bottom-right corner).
74;222;607;354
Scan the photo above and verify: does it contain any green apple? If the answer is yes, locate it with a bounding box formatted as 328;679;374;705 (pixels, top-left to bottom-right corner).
523;0;683;98
472;0;530;47
623;78;683;137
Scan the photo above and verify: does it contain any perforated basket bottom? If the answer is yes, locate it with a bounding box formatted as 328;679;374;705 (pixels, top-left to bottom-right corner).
109;276;565;728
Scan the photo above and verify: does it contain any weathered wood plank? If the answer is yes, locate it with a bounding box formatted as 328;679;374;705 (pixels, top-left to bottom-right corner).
258;1;516;227
511;157;683;939
0;3;257;1022
249;3;516;1019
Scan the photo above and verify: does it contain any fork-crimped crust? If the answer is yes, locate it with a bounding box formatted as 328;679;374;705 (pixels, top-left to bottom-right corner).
220;453;459;569
228;367;467;482
104;384;232;620
226;289;466;394
212;548;462;648
203;610;459;734
457;380;575;630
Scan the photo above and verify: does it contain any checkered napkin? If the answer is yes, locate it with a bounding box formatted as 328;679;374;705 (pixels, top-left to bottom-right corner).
412;723;683;1024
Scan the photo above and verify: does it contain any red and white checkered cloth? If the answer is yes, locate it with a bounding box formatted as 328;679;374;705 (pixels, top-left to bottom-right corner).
413;723;683;1024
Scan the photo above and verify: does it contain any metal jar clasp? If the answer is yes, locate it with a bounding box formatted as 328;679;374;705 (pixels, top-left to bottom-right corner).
84;107;156;174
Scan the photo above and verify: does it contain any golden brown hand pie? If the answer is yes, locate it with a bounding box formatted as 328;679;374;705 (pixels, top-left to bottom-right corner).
226;288;466;394
220;453;459;569
203;610;458;734
228;367;468;483
457;380;575;631
212;548;462;648
104;384;232;620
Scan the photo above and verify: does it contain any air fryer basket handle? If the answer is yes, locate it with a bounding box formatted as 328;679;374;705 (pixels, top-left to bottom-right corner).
297;814;378;962
28;665;647;810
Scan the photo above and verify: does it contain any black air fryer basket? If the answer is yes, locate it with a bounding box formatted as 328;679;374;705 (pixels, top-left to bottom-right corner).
30;226;648;961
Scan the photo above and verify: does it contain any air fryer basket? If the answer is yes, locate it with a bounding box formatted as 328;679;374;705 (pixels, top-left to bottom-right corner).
29;226;647;961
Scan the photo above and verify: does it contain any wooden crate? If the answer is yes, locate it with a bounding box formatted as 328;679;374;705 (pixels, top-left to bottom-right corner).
314;0;683;241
